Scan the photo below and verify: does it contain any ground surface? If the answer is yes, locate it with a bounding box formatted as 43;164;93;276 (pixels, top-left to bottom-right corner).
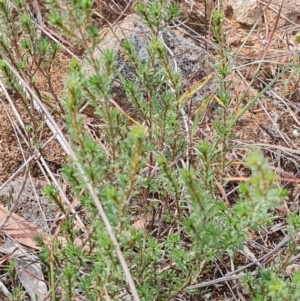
0;0;300;300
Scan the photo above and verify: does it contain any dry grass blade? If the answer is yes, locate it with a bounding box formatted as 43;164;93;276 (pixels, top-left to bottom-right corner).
178;73;214;105
184;271;257;291
0;281;10;299
229;63;291;128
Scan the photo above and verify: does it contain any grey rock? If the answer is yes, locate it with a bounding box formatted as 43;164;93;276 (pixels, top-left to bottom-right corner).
84;14;215;109
0;179;57;231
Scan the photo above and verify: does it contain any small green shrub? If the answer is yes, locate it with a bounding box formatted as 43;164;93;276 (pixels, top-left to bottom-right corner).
0;0;294;300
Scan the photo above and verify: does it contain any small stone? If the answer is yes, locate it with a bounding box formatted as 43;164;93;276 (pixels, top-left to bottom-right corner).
285;263;300;275
292;129;300;137
230;0;263;26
